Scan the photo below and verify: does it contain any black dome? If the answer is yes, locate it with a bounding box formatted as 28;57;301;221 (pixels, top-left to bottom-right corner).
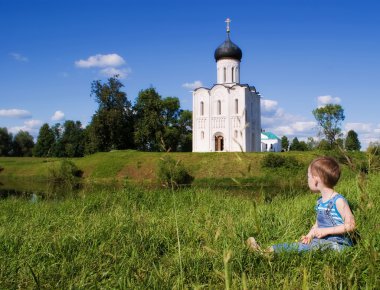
214;34;242;62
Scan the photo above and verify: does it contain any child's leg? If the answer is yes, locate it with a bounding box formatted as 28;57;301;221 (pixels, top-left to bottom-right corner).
246;237;274;253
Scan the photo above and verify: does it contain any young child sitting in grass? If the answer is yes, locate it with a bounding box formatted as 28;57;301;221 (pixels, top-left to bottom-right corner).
247;156;356;253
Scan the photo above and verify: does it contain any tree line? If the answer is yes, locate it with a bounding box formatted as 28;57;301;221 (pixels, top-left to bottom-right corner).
1;81;379;157
0;76;192;157
281;104;362;152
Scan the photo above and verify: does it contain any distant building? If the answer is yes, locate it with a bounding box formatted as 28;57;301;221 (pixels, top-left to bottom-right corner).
192;19;261;152
261;131;282;152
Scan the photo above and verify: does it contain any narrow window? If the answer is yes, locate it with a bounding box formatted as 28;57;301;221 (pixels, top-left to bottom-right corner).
200;101;204;116
201;131;204;139
234;130;238;138
232;67;234;82
235;99;238;114
223;67;226;83
217;100;221;115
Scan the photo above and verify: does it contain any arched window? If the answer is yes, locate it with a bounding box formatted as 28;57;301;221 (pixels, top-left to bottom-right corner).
235;99;238;114
223;67;226;83
217;100;221;115
200;101;204;116
232;67;234;82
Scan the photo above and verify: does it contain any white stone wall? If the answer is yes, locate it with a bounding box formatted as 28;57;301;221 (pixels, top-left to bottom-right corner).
261;138;282;152
193;84;261;152
216;59;240;84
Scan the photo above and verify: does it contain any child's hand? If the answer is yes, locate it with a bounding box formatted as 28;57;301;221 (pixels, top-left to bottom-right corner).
300;235;312;244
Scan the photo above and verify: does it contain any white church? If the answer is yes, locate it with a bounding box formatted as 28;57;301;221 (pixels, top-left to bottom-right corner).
192;19;261;152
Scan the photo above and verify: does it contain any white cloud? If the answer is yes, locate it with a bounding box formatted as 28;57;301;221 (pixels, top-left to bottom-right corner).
317;95;341;107
182;80;203;90
25;119;43;128
292;121;316;132
260;98;318;139
261;99;278;113
100;67;130;79
344;122;373;133
0;109;31;118
9;52;28;62
51;110;65;121
75;53;125;68
8;119;43;139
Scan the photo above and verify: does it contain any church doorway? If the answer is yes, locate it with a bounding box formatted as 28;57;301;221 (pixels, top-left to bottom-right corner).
215;135;224;152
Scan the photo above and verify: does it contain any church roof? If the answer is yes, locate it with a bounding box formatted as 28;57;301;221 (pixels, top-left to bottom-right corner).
214;33;242;62
261;132;280;140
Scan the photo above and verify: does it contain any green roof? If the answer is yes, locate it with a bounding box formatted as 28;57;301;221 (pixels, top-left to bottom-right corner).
262;132;280;140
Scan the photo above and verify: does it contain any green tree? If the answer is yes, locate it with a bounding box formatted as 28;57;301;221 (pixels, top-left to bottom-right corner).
161;97;181;151
0;127;13;156
87;76;134;152
367;141;380;155
306;137;318;151
51;123;65;157
60;120;85;157
133;87;164;151
281;136;289;151
312;104;345;146
345;130;361;151
177;110;192;152
289;137;300;151
12;130;34;156
317;139;332;150
34;123;55;157
289;137;308;151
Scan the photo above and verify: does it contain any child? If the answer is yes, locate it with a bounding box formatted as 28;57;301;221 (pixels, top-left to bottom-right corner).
247;156;356;253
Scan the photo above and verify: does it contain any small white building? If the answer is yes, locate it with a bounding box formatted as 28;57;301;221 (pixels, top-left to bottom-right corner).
192;19;261;152
261;132;282;152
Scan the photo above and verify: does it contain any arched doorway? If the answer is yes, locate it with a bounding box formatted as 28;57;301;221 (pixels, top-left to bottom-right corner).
215;134;224;152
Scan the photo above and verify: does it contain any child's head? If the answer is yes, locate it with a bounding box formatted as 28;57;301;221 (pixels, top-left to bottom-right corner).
309;156;341;188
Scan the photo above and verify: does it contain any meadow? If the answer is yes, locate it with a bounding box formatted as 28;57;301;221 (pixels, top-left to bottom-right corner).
0;151;379;288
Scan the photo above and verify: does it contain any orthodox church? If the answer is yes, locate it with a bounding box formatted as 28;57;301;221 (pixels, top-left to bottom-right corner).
192;19;261;152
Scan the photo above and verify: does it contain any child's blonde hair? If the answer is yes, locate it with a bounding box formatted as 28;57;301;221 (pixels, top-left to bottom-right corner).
310;156;341;188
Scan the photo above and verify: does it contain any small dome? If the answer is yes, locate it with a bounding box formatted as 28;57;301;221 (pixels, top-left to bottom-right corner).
214;34;242;62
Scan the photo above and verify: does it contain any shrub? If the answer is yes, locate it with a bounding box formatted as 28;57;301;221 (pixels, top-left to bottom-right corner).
47;159;83;194
157;155;194;189
367;142;380;156
261;154;302;169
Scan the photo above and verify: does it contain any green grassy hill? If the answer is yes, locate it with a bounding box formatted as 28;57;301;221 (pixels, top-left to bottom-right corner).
0;150;319;183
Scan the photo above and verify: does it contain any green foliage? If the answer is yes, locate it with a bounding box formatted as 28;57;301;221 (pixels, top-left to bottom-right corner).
345;130;361;151
261;153;303;169
0;127;13;156
134;87;165;151
34;123;55;157
289;137;308;151
367;141;380;156
157;155;194;189
281;136;289;151
47;159;82;193
1;171;380;288
60;120;85;157
317;139;332;150
312;104;345;146
87;76;134;152
12;130;34;157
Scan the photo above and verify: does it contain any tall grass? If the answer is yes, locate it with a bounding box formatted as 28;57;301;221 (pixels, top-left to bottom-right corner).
1;168;380;288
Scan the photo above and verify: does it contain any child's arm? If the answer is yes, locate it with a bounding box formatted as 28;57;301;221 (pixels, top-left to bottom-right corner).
300;221;317;244
313;198;356;238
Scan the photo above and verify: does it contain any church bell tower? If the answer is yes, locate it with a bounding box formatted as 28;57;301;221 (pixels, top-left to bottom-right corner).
192;19;261;153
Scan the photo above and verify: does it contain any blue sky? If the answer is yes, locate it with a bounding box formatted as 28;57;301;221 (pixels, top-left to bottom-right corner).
1;0;379;149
